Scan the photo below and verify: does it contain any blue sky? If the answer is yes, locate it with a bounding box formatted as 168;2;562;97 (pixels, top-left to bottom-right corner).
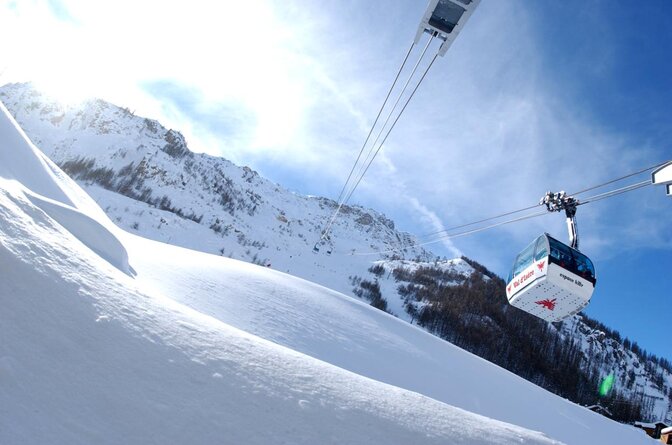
1;0;670;361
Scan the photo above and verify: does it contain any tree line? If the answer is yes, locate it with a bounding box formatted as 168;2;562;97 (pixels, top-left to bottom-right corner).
353;257;670;424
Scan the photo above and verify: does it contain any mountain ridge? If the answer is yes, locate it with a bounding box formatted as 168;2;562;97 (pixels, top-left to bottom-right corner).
0;81;432;294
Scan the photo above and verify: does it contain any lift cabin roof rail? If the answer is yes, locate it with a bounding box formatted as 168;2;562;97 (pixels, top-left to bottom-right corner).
415;0;481;56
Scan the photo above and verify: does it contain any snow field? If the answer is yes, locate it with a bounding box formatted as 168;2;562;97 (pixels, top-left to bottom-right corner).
0;180;558;445
0;96;655;444
0;102;560;444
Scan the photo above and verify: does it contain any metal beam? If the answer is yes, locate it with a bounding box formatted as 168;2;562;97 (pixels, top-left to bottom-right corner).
415;0;481;56
652;160;672;196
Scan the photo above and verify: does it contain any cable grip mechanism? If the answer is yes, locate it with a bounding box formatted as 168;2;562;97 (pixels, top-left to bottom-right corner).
540;191;580;250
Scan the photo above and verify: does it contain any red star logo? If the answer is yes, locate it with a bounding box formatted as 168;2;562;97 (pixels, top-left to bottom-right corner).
537;260;546;271
535;298;557;310
507;285;512;293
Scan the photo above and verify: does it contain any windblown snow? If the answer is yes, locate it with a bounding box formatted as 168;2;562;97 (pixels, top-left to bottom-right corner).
0;101;654;444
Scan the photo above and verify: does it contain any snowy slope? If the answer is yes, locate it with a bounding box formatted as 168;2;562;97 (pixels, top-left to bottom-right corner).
1;182;561;445
0;101;562;444
2;82;669;431
125;232;655;445
0;90;654;445
0;102;129;273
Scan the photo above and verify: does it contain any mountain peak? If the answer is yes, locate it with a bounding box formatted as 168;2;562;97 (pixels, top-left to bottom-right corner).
0;82;433;294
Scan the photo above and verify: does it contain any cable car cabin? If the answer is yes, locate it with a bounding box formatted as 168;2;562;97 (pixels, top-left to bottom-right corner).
506;234;596;322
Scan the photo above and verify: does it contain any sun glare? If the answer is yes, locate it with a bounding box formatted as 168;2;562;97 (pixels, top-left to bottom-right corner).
33;75;97;107
2;0;317;159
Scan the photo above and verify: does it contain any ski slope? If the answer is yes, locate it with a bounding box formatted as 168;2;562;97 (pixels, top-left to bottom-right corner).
127;231;654;445
0;101;652;444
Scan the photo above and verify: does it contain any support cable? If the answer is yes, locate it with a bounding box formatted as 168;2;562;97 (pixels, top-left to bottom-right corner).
569;161;668;196
350;209;550;256
341;167;662;256
320;34;438;242
332;40;417;208
578;180;652;205
345;34;436;202
341;51;440;208
417;160;668;242
417;203;541;241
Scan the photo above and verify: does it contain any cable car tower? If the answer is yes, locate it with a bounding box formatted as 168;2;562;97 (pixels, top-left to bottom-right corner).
652;160;672;196
415;0;481;56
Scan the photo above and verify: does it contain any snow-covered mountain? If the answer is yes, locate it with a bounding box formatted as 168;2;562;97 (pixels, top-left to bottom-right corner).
559;316;672;421
0;94;658;444
1;81;670;432
0;82;431;297
357;258;672;423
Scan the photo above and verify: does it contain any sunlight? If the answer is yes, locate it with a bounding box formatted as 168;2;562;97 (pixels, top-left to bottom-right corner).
1;1;96;106
32;73;96;107
1;0;313;156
